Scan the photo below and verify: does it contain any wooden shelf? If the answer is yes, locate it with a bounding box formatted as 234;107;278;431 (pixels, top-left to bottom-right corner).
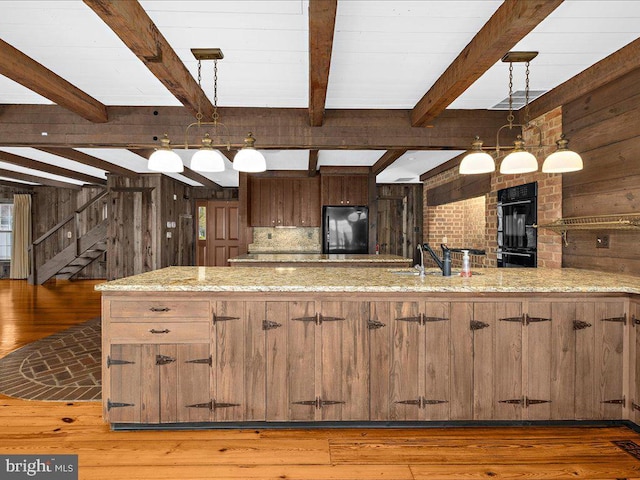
537;214;640;245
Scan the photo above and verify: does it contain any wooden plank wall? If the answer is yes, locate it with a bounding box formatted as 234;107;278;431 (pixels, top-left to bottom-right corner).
31;185;106;280
107;176;237;280
376;184;423;265
561;68;640;275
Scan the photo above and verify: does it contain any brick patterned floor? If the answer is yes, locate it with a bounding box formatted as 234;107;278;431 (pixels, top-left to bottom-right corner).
0;318;101;401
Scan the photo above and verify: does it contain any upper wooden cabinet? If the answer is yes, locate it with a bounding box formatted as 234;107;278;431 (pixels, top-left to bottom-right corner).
249;176;320;227
321;174;369;206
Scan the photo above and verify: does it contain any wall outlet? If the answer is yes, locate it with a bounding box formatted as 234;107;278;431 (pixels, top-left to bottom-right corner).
596;235;609;249
166;231;172;239
66;231;72;239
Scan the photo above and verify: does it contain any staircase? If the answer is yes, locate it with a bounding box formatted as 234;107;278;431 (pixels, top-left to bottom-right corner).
29;190;108;285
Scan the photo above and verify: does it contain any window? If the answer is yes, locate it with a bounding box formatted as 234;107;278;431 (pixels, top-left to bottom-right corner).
0;203;13;260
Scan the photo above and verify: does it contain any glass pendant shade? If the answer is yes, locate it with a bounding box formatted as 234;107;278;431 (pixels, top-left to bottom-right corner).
190;133;225;172
233;133;267;172
191;148;225;172
542;135;583;173
499;136;538;174
459;137;495;174
542;150;583;173
148;134;183;173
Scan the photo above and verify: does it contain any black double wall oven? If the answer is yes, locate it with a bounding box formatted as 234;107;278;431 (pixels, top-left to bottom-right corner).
497;182;537;268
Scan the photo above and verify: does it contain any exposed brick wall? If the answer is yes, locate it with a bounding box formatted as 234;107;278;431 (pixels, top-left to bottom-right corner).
423;107;563;269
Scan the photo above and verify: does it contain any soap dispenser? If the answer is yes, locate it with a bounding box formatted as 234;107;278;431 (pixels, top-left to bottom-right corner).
460;250;471;277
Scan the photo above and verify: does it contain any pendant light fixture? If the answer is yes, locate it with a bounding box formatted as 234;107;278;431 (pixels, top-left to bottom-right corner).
458;136;494;174
459;51;583;175
148;48;267;174
148;134;183;173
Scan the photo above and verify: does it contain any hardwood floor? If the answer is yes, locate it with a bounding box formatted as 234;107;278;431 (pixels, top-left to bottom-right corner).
2;279;640;480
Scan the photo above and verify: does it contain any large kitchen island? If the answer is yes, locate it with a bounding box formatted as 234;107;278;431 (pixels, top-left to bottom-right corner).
97;266;640;429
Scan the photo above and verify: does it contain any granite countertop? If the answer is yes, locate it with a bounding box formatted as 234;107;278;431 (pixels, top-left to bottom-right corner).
228;253;413;263
95;266;640;294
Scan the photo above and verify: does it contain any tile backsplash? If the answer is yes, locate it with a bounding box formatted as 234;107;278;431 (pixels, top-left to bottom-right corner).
249;227;322;253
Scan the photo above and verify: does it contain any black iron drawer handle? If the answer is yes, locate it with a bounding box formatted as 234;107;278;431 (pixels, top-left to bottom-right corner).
149;328;170;334
150;307;171;312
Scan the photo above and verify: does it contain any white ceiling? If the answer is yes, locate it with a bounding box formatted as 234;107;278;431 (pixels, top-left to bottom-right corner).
0;0;639;187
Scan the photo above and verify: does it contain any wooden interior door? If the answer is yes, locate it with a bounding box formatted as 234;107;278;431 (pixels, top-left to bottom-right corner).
196;200;240;266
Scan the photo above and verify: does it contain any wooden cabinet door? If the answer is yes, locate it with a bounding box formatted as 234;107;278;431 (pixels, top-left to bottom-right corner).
344;175;369;205
375;301;452;421
525;302;575;420
213;301;266;421
387;301;423;421
631;299;640;424
575;300;626;420
108;344;143;423
107;343;211;424
293;177;321;226
472;301;523;421
322;175;369;206
283;301;318;421
318;301;370;421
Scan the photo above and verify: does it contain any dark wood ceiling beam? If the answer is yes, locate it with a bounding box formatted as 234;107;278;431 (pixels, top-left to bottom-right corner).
308;150;319;176
0;105;515;150
0;150;106;185
0;168;81;190
372;149;408;176
419;152;468;181
410;0;563;127
0;39;108;123
83;0;213;119
526;37;640;120
308;0;338;127
128;148;223;190
36;147;138;177
0;179;35;190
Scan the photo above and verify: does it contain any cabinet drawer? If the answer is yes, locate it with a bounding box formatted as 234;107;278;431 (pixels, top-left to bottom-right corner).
109;300;210;320
109;322;210;344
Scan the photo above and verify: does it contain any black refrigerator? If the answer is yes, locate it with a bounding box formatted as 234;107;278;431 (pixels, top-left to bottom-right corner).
322;206;369;254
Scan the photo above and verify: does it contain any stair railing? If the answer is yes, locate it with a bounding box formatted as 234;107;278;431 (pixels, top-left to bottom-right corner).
29;189;108;284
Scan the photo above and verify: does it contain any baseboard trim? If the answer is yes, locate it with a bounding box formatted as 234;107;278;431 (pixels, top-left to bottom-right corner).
111;419;640;431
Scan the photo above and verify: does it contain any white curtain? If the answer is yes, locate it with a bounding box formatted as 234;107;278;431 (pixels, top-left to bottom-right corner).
10;194;31;279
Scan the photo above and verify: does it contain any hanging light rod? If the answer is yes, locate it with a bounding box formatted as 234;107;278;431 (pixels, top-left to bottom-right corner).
148;47;267;174
459;51;583;176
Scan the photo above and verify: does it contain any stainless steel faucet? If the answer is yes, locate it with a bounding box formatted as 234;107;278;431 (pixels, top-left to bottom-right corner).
416;245;426;277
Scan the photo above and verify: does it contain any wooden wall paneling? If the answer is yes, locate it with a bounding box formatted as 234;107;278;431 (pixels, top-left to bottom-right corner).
562;231;640;276
562;68;640;134
376;184;423;263
107;175;159;280
426;174;491;207
561;68;640;275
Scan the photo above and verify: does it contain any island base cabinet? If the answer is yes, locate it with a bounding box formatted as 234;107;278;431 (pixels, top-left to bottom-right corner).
370;301;473;422
265;301;370;422
107;343;211;424
630;298;640;424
